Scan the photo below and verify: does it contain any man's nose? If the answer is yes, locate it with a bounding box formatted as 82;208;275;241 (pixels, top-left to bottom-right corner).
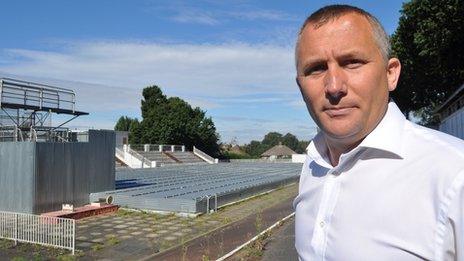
324;65;347;99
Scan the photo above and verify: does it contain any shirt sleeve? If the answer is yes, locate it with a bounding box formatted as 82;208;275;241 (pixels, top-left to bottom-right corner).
443;171;464;260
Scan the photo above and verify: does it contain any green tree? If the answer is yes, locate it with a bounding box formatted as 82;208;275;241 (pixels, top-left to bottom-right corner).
391;0;464;124
244;140;264;158
282;133;299;152
132;85;220;156
243;132;310;158
297;140;310;154
261;132;283;147
114;116;140;144
114;116;137;131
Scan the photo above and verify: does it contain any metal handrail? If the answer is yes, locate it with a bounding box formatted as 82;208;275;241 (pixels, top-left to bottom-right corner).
127;147;152;168
0;78;76;112
193;146;216;164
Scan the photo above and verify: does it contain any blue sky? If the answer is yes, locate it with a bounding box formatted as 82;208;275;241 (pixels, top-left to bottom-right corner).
0;0;405;144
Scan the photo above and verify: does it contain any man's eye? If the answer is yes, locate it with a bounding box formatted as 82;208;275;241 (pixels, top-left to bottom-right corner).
304;64;327;76
343;59;364;69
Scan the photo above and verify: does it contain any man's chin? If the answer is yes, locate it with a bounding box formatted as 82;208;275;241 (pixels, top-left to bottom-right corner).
321;128;363;143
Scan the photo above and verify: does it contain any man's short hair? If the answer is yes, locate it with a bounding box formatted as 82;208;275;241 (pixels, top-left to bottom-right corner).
296;4;391;63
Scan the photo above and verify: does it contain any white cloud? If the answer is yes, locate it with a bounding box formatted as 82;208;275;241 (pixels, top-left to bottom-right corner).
155;2;297;25
0;40;313;143
171;9;219;25
0;41;296;98
228;10;296;21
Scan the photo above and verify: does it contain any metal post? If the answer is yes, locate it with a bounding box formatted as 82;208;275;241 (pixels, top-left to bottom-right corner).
182;145;185;152
0;79;3;107
206;195;210;214
14;213;18;246
215;194;218;212
72;220;75;255
171;145;175;152
39;88;43;109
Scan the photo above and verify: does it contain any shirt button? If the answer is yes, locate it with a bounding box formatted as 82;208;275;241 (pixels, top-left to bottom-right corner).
319;221;325;228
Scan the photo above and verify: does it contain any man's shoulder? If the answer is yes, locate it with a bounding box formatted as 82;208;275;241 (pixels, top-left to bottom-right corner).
404;120;464;152
403;120;464;166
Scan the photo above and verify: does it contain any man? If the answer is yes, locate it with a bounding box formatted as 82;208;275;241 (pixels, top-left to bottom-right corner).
293;5;463;260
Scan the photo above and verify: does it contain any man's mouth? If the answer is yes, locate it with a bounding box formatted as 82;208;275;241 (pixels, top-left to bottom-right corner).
323;106;356;117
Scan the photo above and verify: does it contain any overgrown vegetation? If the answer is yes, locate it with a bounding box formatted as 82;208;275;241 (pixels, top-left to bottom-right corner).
391;0;464;125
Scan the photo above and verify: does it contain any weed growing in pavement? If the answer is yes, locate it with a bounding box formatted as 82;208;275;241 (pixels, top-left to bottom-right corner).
201;254;210;261
218;230;224;256
242;231;271;258
91;243;104;252
181;243;189;261
32;252;43;261
117;209;133;217
56;254;77;261
158;239;171;250
255;210;263;233
11;257;27;261
106;235;120;246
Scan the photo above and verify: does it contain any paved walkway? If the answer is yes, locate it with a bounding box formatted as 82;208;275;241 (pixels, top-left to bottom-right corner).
0;184;298;260
76;183;298;260
261;217;298;261
148;195;295;260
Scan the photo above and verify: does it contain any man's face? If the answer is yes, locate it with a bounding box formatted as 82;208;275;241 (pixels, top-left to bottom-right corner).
296;13;397;145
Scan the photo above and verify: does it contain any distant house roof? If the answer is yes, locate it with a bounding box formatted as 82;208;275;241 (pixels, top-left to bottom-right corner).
261;144;296;157
230;145;245;154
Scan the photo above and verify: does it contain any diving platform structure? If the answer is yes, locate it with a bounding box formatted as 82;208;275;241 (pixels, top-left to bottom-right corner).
0;78;88;142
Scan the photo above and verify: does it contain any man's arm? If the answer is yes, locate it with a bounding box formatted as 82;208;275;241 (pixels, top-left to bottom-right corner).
443;171;464;260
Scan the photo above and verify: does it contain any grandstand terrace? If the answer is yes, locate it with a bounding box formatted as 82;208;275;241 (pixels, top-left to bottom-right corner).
90;162;301;214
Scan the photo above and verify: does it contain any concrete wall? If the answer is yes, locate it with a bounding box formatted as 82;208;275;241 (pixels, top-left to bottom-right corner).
0;130;115;214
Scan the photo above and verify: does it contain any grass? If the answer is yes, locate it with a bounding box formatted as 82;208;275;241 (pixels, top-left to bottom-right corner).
107;235;120;246
254;210;263;233
0;238;14;249
241;232;271;259
116;209;134;217
11;257;27;261
91;243;104;252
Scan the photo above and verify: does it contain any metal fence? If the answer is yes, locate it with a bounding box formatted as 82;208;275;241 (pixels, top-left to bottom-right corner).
0;211;75;255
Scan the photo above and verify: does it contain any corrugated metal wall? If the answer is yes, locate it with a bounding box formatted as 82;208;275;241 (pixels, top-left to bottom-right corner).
0;130;115;214
439;107;464;140
0;142;36;213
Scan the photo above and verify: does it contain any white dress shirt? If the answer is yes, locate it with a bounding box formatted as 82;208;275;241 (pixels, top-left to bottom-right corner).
294;102;464;260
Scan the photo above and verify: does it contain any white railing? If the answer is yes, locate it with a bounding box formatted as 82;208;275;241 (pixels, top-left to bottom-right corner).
118;145;152;168
127;147;151;168
115;147;125;159
133;144;186;152
229;158;293;163
0;211;75;255
193;146;217;164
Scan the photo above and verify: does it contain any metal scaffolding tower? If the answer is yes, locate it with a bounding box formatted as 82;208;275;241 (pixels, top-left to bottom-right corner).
0;78;89;142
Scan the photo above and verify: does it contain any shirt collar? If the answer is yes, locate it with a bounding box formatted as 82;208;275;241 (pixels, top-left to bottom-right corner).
357;102;405;158
307;102;406;167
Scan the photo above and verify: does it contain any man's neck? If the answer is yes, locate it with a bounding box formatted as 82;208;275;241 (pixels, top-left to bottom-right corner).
325;137;363;167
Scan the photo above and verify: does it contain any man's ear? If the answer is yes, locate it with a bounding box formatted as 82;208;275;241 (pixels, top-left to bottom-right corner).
387;58;401;91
